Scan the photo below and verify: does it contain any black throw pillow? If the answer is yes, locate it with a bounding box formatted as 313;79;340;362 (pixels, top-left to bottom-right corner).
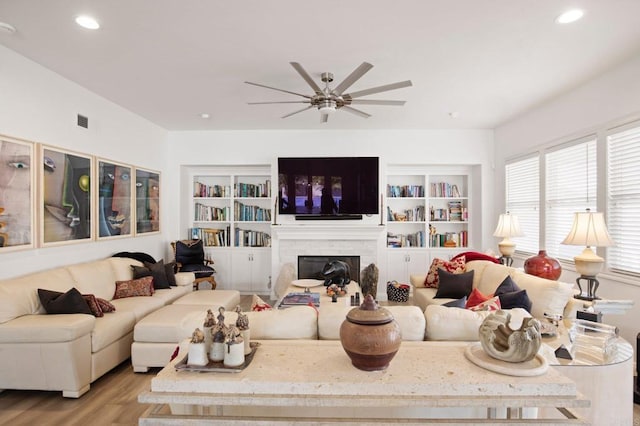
132;265;152;279
434;268;474;299
442;296;467;308
498;289;533;312
164;261;177;286
143;259;172;289
38;288;92;315
494;275;520;295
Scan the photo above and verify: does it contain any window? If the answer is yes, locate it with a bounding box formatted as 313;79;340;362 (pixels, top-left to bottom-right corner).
607;124;640;275
505;155;539;254
545;138;597;261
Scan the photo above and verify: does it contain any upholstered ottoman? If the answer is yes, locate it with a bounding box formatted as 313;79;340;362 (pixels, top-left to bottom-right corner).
131;290;241;372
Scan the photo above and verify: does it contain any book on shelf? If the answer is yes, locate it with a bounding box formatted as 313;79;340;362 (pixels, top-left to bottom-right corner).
194;203;230;221
430;182;462;198
280;292;320;307
235;229;271;247
387;184;424;198
189;226;231;247
234;201;272;222
235;180;272;198
387;231;425;248
194;181;230;198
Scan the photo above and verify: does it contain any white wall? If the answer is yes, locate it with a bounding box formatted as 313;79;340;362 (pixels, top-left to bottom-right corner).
0;45;169;279
494;53;640;347
166;129;496;249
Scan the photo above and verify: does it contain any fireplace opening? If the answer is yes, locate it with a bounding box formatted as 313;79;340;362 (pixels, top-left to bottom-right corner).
297;255;361;282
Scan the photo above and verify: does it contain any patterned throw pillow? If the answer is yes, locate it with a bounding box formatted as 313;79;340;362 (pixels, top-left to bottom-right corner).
465;288;491;309
113;276;154;299
251;294;272;311
468;296;501;312
424;256;466;288
96;298;116;313
82;294;104;317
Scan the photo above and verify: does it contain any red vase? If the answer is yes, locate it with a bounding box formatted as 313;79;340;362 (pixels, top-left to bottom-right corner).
524;250;562;280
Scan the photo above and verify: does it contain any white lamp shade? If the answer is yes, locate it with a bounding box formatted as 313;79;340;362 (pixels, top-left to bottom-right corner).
493;213;524;238
562;211;614;247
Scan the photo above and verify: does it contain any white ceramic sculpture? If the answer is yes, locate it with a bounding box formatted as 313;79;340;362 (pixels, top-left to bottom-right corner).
478;310;541;363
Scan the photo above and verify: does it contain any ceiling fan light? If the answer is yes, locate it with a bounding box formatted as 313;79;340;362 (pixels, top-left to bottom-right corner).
318;100;336;114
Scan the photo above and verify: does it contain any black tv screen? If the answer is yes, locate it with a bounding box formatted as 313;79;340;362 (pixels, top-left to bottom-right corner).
278;157;379;215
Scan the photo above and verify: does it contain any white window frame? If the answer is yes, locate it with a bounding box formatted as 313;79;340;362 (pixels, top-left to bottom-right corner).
505;154;540;255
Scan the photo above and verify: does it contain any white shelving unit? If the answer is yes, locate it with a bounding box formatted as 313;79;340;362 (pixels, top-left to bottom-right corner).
182;165;273;294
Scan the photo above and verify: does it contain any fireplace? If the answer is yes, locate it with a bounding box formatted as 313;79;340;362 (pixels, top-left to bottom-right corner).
297;255;361;281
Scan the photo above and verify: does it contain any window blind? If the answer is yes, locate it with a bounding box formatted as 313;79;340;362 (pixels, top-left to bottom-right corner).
505;156;539;254
607;124;640;275
545;139;597;261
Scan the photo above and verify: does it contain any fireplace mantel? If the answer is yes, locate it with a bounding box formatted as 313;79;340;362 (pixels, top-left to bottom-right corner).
271;224;385;240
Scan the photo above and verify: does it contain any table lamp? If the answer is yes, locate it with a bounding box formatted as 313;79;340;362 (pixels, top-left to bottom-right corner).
561;209;614;300
493;212;524;266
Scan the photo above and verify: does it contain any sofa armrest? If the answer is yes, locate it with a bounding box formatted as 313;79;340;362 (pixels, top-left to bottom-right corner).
175;272;196;287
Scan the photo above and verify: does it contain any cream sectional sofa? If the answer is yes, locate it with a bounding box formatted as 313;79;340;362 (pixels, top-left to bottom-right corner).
0;257;195;398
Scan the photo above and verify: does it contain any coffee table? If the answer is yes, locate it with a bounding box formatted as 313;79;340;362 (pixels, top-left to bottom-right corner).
138;340;588;424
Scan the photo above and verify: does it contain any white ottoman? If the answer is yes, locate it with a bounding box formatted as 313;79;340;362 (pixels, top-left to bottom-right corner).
172;289;241;309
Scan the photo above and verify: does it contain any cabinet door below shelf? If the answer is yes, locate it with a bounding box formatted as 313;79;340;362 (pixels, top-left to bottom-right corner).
231;250;271;294
386;250;428;285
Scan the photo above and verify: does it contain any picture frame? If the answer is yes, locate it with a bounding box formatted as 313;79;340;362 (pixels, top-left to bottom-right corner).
97;159;133;239
0;135;36;251
40;145;94;246
134;168;160;235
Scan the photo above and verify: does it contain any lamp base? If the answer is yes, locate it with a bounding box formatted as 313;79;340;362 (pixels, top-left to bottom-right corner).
573;275;600;301
498;255;513;267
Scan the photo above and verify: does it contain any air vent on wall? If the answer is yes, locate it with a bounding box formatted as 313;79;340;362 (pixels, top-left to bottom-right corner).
77;114;88;129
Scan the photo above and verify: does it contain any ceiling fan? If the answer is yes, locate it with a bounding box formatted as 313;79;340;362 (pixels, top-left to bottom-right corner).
245;62;412;123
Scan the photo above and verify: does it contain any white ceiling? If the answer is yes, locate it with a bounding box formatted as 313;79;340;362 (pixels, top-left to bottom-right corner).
1;0;640;131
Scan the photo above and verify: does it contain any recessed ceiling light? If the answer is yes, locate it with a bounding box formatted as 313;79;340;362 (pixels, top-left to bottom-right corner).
556;9;584;24
75;15;100;30
0;22;17;35
448;111;459;119
200;113;210;119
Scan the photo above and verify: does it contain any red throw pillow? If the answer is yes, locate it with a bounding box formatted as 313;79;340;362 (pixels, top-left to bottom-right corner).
82;294;104;317
465;288;491;308
113;276;154;299
424;256;466;288
468;296;501;312
451;251;500;264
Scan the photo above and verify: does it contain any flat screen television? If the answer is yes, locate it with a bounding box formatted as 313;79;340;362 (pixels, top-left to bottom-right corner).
278;157;379;216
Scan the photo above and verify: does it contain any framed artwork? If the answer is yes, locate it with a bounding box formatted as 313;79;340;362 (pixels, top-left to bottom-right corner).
41;146;93;245
0;135;35;251
97;159;133;238
135;168;160;234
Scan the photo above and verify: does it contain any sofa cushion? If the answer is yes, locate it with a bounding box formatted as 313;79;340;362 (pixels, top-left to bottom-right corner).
423;256;466;288
247;307;318;340
67;259;118;301
110;295;165;322
434;269;473;299
90;310;136;353
107;257;142;282
0;313;95;343
134;305;208;343
465;288;491;308
150;286;191;305
511;271;574;318
113;276;154;299
38;288;92;315
143;259;173;289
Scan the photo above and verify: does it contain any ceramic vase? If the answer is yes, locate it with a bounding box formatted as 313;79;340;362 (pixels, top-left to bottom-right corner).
241;328;251;355
524;249;562;280
224;341;245;367
209;341;225;362
187;342;208;366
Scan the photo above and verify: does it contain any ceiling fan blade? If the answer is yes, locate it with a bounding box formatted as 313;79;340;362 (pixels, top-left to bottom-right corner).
248;101;311;105
332;62;374;96
349;100;406;106
341;106;371;118
290;62;323;95
344;80;413;99
321;113;329;123
282;105;314;119
245;81;312;99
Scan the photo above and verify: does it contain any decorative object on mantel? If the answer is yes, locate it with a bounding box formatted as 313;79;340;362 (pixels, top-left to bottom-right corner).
478;310;542;363
524;249;562;280
209;308;228;362
235;306;251;356
561;209;614;300
360;263;379;298
223;325;245;368
187;328;208;366
326;284;347;298
493;212;524;267
322;260;351;287
339;294;401;371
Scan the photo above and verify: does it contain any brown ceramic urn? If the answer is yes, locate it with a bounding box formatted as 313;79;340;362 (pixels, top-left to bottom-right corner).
339;294;402;371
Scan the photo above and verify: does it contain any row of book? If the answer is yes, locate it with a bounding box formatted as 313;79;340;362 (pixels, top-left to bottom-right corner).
430;182;461;198
194;203;230;222
387;205;426;222
235;181;271;198
235;229;271;247
387;231;426;248
429;231;468;248
194;182;231;198
429;205;468;222
234;201;272;222
387;184;424;198
189;227;230;247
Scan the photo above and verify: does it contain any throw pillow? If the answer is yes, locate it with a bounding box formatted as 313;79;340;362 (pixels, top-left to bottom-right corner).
442;296;467;308
82;294;104;317
451;251;500;264
498;289;533;312
38;288;92;315
131;265;152;279
424;256;466;288
164;261;177;286
96;298;116;313
434;269;474;299
251;294;272;311
113;276;154;299
468;296;501;312
143;259;172;289
494;275;520;295
465;288;491;309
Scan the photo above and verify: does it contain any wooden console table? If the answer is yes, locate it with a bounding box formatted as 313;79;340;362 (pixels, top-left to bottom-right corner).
139;340;588;424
